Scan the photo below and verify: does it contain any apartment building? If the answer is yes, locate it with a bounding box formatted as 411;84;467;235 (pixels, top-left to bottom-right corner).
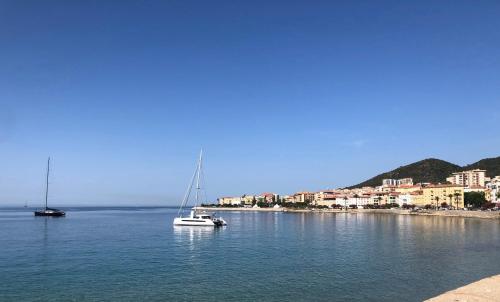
446;169;487;187
421;184;464;208
382;178;413;187
486;176;500;203
293;192;315;203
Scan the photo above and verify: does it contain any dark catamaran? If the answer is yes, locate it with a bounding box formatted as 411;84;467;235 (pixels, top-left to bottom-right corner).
34;157;65;217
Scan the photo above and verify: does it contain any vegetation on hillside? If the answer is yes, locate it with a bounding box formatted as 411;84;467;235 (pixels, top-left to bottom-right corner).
463;157;500;178
349;156;500;188
349;158;460;188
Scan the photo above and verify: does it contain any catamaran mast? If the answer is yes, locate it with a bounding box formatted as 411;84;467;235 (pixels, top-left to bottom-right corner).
177;149;204;216
45;157;50;210
195;149;203;207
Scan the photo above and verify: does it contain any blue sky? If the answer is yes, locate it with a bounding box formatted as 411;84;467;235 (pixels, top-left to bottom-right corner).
1;0;499;206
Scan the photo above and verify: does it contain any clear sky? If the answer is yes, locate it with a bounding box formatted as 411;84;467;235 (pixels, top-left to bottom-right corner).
1;0;499;206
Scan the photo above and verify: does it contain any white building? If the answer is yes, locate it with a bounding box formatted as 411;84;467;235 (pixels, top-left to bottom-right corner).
382;178;413;187
397;194;413;206
447;169;487;187
331;195;371;208
218;196;243;206
486;176;500;204
382;179;398;186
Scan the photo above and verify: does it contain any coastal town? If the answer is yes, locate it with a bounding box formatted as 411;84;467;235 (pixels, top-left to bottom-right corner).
214;169;500;210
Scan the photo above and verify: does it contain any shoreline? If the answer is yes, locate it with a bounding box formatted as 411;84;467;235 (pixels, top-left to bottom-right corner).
195;207;500;220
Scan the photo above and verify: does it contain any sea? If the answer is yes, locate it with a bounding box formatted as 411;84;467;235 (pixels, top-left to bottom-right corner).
1;207;499;301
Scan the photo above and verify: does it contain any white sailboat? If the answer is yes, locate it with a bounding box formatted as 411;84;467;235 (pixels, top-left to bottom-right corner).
173;150;226;227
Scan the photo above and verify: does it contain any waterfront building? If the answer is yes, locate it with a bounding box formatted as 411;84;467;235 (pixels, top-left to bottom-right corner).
334;194;350;207
218;196;243;206
281;195;295;203
421;184;464;208
261;192;278;203
242;195;255;206
387;192;399;205
486;176;500;203
446;169;487;187
315;198;337;208
370;193;388;205
314;191;337;205
351;195;371;207
293;192;315;203
397;193;414;206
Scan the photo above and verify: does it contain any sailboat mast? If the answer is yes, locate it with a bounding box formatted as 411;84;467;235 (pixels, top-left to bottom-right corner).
45;157;50;210
195;149;203;206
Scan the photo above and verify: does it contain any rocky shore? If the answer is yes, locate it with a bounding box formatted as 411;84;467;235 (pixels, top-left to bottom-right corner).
195;207;500;219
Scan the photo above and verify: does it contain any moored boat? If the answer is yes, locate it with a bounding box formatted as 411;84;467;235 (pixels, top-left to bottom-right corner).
173;209;226;227
173;150;226;227
35;207;65;217
34;157;65;217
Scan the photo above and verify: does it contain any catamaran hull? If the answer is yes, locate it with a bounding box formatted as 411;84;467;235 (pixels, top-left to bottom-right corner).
173;218;216;226
173;217;225;227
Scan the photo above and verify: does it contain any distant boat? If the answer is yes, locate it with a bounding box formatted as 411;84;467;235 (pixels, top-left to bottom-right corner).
34;157;65;217
173;150;226;227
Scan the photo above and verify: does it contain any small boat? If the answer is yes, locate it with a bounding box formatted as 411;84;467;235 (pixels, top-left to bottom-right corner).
173;150;226;227
34;157;65;217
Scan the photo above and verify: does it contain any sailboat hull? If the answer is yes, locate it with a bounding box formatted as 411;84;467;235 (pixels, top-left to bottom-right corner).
34;209;65;217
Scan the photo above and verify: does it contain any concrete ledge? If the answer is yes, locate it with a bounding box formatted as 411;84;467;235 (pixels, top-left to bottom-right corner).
411;210;500;219
425;275;500;302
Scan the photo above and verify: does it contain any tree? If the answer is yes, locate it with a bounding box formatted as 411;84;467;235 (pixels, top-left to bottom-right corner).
454;192;465;210
435;196;440;210
441;202;448;208
257;201;268;208
447;194;454;209
464;192;487;209
343;196;348;211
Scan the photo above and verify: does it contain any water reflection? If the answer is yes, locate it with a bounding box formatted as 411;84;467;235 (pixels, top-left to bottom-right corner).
173;226;222;247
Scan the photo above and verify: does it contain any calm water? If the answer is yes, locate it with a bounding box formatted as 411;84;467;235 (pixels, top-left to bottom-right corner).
1;207;499;301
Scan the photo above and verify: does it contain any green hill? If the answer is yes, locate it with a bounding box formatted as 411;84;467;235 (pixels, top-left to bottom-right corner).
349;156;500;188
463;157;500;178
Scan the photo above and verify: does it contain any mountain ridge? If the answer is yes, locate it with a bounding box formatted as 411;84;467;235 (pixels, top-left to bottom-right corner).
349;156;500;188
